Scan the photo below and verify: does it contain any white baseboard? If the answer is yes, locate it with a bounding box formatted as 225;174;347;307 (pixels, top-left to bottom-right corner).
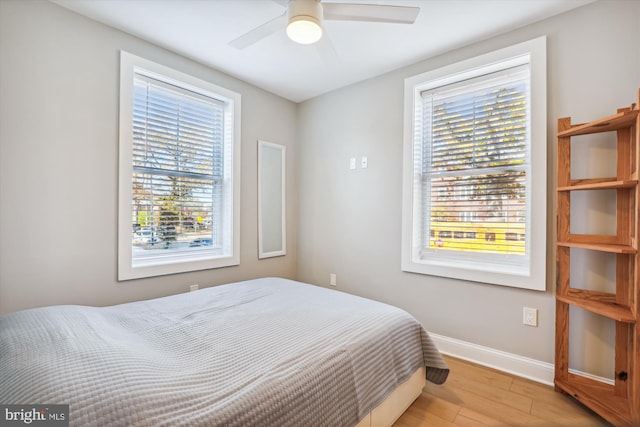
430;333;556;386
431;333;616;387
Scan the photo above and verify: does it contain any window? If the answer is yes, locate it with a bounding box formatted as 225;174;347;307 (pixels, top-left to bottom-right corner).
118;52;241;280
401;37;546;290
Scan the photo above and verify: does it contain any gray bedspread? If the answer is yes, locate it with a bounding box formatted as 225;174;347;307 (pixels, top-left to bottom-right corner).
0;278;448;426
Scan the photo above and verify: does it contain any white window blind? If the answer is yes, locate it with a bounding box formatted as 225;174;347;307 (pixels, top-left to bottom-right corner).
132;74;225;253
421;65;529;261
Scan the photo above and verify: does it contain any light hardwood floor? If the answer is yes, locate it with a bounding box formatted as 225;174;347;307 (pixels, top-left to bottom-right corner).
393;356;612;427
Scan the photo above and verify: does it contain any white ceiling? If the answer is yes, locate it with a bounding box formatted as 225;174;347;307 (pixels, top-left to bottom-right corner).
51;0;593;103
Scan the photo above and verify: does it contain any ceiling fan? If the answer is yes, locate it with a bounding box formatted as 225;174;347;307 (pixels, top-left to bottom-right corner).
229;0;420;49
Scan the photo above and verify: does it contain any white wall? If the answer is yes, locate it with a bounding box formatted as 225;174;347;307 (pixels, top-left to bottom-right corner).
0;0;298;315
296;0;640;375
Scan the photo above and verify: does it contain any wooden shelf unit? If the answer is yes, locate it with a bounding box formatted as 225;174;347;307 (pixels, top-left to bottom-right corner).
555;91;640;427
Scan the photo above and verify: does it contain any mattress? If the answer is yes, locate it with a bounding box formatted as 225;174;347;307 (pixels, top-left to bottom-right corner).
0;277;448;426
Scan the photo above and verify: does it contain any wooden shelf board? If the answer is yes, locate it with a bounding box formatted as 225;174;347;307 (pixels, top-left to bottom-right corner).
567;288;617;304
557;240;636;254
555;376;635;426
556;293;635;322
558;109;638;137
557;178;637;191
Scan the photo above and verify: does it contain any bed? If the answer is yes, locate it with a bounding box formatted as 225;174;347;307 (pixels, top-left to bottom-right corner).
0;277;448;426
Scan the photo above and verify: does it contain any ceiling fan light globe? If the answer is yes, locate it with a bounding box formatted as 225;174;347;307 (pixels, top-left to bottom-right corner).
287;17;322;44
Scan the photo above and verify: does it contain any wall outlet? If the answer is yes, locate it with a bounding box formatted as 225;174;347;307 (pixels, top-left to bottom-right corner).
349;158;356;170
189;284;199;292
329;273;337;287
523;307;538;327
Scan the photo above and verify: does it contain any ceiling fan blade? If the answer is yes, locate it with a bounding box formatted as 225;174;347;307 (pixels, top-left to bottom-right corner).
322;3;420;24
229;12;287;49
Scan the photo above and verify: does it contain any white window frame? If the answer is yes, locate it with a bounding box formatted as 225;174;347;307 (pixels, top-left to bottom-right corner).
118;51;241;280
401;37;546;290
